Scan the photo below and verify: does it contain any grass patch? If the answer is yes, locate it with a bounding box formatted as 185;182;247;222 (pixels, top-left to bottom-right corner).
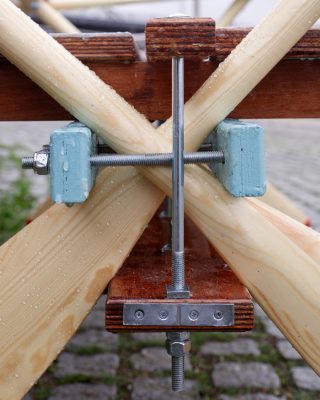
191;332;236;350
70;345;107;356
34;383;52;400
56;374;93;385
0;144;35;244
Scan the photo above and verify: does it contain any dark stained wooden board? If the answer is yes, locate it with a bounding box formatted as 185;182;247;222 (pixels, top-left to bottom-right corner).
216;28;320;61
1;58;319;121
105;209;254;333
146;17;215;61
0;32;137;63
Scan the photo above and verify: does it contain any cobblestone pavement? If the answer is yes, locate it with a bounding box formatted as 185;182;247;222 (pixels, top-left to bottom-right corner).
1;119;320;399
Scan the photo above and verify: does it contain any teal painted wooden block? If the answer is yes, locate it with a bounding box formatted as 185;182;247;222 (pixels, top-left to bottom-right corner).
50;122;96;204
213;119;266;197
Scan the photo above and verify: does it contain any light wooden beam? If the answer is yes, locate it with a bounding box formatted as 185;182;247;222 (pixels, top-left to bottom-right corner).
260;182;310;226
217;0;250;27
35;0;80;33
48;0;185;10
0;1;320;398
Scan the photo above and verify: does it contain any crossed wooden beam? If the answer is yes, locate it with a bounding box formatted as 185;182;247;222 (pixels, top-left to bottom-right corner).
17;0;312;224
0;0;320;398
20;0;251;33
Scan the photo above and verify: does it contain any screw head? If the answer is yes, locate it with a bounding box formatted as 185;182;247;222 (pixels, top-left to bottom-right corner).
159;309;169;320
134;309;145;320
189;310;199;321
213;310;223;320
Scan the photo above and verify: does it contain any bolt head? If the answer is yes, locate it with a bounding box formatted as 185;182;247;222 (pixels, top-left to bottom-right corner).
189;310;199;321
213;310;224;320
158;309;169;320
134;309;145;320
33;148;49;175
166;339;191;357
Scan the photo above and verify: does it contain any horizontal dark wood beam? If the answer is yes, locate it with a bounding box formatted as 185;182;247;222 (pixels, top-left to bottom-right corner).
0;29;319;121
1;59;319;121
216;28;320;61
0;32;138;63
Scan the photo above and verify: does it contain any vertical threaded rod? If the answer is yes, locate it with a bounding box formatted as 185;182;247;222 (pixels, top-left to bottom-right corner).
172;356;185;392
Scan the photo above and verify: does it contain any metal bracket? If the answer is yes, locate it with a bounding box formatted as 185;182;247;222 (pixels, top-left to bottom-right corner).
123;303;234;327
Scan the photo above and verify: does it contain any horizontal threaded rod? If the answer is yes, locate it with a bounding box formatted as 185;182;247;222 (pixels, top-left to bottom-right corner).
21;157;34;169
90;151;224;167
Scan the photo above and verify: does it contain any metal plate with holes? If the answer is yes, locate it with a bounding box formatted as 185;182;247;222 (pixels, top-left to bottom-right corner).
123;303;234;327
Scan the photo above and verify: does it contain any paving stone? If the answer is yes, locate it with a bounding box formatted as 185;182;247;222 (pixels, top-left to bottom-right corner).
131;377;199;400
261;319;284;339
276;340;301;360
22;393;32;400
54;353;119;378
212;362;281;389
201;339;260;356
254;304;267;320
131;332;166;342
81;309;106;330
291;367;320;390
66;329;118;351
219;395;286;400
131;347;191;372
48;383;117;400
94;295;107;310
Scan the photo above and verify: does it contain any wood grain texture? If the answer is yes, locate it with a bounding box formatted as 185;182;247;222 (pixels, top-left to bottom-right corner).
216;28;320;61
1;59;319;121
260;182;309;226
217;0;250;27
146;17;215;61
0;32;137;63
0;167;163;400
106;210;254;332
0;1;320;397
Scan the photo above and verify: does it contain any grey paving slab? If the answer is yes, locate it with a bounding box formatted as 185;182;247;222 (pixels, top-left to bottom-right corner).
260;319;284;339
48;383;117;400
212;362;281;389
94;295;107;310
66;329;118;351
201;339;260;356
131;332;166;342
81;309;106;330
131;347;191;372
291;367;320;390
276;340;301;360
131;377;199;400
219;395;286;400
54;353;119;378
254;304;267;320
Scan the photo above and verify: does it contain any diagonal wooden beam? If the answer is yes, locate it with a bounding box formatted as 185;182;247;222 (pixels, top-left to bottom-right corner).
0;1;320;398
217;0;250;27
48;0;186;10
35;0;80;33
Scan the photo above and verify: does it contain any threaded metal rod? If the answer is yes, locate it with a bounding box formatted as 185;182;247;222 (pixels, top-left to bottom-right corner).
21;157;34;169
90;151;224;167
22;151;224;170
172;356;185;392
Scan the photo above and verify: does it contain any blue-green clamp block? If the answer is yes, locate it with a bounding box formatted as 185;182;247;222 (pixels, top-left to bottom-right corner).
50;122;97;204
211;119;266;197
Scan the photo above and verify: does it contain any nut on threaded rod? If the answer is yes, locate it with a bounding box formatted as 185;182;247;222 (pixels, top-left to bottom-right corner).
166;332;191;392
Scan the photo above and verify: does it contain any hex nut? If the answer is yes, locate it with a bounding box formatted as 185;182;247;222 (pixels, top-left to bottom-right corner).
166;339;191;357
33;148;50;175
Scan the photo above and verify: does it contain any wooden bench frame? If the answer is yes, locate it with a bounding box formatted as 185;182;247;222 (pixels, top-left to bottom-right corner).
0;28;319;122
